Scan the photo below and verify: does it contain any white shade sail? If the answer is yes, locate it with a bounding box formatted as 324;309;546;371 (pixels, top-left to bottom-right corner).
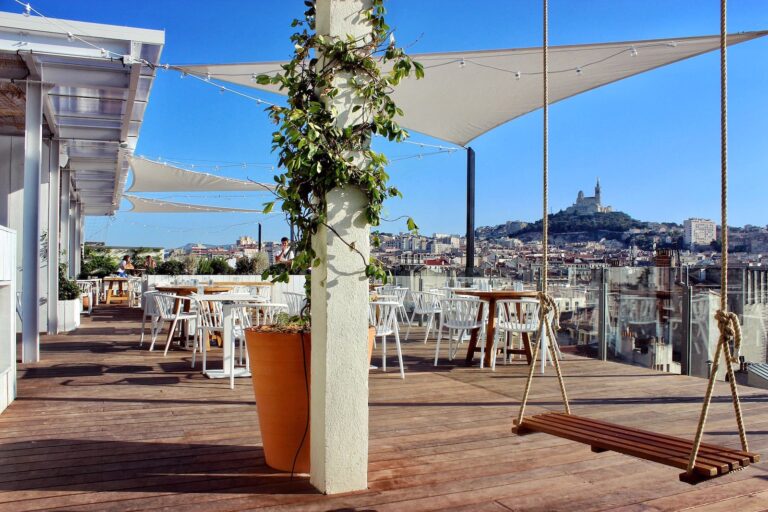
127;156;275;193
124;195;262;213
177;32;767;146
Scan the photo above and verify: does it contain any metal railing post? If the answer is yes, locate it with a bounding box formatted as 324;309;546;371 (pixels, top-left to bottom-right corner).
682;267;693;376
598;267;608;361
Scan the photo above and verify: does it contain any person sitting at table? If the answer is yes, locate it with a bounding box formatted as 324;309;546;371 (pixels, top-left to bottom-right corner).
117;255;134;277
144;254;156;271
275;237;294;266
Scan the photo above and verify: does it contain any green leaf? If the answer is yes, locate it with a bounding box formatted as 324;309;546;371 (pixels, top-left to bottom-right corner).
406;217;419;232
262;201;275;214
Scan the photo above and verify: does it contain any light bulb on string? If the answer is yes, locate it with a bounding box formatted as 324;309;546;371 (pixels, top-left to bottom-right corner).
205;72;212;81
66;31;74;42
629;46;638;57
22;3;30;17
180;71;188;79
515;71;521;80
459;58;466;69
219;87;225;94
575;67;583;76
250;73;258;82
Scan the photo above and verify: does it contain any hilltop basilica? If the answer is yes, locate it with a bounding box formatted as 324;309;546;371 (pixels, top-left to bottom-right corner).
563;179;612;215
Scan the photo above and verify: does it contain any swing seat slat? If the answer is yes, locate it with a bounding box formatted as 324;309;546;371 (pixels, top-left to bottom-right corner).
514;412;759;484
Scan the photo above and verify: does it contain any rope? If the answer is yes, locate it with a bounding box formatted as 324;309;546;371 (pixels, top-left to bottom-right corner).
542;0;549;296
686;0;749;476
514;0;571;431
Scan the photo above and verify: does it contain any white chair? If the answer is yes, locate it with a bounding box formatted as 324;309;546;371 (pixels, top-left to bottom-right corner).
195;297;224;371
76;280;95;315
392;287;410;325
494;299;541;370
139;290;160;348
369;300;404;378
127;278;143;308
405;291;442;343
434;298;483;366
149;293;198;356
283;291;307;317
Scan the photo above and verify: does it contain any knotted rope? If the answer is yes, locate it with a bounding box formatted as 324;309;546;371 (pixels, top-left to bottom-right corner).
516;291;571;427
686;0;749;476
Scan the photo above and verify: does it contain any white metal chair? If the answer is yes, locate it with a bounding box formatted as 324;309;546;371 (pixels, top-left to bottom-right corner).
369;300;405;378
139;290;160;348
149;293;198;356
283;291;307;316
405;291;442;343
392;287;410;325
127;277;143;308
434;298;483;366
76;280;95;315
494;299;541;370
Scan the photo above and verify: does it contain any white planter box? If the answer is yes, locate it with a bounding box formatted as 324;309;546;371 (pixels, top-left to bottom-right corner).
57;299;81;333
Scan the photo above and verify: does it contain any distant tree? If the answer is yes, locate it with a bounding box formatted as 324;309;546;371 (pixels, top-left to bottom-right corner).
155;260;185;276
209;257;232;275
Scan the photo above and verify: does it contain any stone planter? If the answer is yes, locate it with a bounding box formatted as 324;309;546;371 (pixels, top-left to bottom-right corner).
57;299;81;333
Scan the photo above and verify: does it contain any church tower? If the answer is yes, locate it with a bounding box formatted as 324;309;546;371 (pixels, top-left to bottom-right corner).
595;178;601;204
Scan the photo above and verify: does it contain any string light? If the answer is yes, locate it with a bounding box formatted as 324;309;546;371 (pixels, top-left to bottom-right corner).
576;67;583;75
515;71;521;80
459;58;466;69
629;46;638;57
66;31;74;41
250;73;258;82
22;2;30;16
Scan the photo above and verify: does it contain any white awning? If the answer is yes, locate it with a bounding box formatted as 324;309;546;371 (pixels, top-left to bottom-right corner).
176;32;767;146
127;156;275;193
124;195;262;213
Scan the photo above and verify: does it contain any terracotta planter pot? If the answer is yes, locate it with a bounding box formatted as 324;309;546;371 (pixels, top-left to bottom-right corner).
368;326;375;366
244;329;311;473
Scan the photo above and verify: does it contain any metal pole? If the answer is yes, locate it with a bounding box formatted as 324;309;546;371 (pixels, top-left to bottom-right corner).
21;81;43;363
682;266;693;376
47;140;60;334
258;222;262;252
465;147;475;278
598;267;608;361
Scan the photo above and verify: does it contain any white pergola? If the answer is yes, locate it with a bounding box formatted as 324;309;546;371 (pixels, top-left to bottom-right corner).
0;11;164;361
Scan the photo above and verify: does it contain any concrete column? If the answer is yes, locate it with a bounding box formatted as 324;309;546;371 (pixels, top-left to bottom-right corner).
59;168;70;276
47;140;59;333
310;0;372;495
73;202;82;277
68;199;77;277
21;81;42;363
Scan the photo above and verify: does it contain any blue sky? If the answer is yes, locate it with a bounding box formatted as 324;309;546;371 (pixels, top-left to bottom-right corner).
14;1;767;247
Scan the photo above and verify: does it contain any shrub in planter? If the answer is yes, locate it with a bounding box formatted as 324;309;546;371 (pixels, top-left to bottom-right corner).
235;254;269;275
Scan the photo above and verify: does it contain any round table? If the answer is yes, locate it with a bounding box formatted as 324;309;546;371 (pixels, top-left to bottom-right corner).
453;289;539;366
154;285;234;346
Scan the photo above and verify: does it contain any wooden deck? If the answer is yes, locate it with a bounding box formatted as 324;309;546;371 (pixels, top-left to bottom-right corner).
1;305;767;511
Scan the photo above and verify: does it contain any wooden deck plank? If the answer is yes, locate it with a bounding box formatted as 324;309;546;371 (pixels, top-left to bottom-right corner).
0;305;764;511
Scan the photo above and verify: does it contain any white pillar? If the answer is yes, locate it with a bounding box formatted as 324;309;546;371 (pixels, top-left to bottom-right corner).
47;141;59;333
21;81;42;363
59;168;70;277
310;0;372;495
68;199;77;277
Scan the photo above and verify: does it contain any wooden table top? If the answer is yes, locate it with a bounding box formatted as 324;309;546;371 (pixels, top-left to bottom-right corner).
215;281;273;287
453;289;538;300
103;277;128;282
155;285;233;296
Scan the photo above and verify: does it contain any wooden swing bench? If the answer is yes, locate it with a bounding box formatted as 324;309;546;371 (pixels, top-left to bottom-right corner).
514;413;759;484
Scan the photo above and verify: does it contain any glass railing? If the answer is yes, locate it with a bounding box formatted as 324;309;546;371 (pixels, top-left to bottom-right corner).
384;266;768;381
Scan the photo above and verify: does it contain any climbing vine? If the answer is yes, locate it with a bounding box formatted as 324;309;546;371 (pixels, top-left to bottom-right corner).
260;0;421;320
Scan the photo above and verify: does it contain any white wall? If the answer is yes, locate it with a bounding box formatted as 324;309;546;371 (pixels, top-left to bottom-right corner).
0;226;17;413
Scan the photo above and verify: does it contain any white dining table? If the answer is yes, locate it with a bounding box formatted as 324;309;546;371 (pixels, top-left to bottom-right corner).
196;295;266;381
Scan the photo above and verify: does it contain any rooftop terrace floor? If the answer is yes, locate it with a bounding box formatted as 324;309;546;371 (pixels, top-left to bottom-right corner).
2;305;768;511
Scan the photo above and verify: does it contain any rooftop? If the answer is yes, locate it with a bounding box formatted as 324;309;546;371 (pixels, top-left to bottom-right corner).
3;306;767;510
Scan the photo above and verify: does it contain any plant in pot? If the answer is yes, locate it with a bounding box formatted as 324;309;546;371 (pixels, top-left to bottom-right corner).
244;0;420;474
58;263;82;332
